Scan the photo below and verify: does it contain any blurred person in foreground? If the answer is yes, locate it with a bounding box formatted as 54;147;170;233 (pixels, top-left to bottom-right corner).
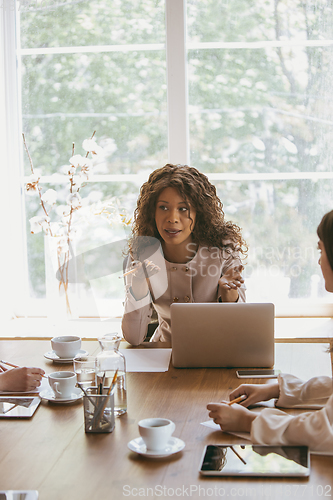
208;210;333;453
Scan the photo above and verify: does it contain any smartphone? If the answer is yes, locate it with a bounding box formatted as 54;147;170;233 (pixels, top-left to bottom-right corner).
236;369;281;379
199;444;310;477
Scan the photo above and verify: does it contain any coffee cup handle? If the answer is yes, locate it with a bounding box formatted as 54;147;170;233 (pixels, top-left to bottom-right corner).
53;382;63;396
170;421;175;435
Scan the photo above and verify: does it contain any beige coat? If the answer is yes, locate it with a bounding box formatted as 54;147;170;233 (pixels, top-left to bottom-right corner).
251;374;333;452
121;245;246;345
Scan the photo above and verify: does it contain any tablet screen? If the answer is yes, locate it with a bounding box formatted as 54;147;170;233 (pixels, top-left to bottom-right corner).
199;445;310;477
0;397;41;418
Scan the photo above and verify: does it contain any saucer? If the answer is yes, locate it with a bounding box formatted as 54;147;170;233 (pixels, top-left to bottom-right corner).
127;437;185;458
44;349;89;363
39;388;83;404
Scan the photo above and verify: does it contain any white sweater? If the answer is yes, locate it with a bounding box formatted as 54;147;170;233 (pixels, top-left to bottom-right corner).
251;374;333;452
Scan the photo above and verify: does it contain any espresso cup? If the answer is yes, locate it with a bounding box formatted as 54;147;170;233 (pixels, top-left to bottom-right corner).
138;418;175;451
51;335;81;358
49;371;77;399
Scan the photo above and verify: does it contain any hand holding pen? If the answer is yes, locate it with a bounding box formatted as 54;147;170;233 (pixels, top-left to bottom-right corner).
0;360;45;392
122;259;160;301
207;397;256;433
228;383;280;408
121;259;160;280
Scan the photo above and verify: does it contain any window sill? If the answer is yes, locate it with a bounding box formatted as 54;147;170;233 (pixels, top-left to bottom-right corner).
1;316;332;341
0;317;123;340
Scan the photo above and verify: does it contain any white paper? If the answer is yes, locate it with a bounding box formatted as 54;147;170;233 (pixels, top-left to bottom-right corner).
119;348;172;372
201;420;253;441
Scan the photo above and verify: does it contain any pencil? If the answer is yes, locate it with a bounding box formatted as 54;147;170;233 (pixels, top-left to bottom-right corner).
228;395;247;406
0;360;20;369
89;369;119;431
0;360;47;378
120;260;152;278
230;445;247;465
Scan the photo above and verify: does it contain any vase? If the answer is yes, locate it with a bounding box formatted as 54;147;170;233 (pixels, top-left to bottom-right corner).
44;235;79;324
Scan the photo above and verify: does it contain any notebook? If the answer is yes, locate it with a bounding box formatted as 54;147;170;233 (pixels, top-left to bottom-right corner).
171;302;275;368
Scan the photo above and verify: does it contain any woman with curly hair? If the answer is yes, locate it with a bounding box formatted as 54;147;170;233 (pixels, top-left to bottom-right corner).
121;164;247;345
207;210;333;453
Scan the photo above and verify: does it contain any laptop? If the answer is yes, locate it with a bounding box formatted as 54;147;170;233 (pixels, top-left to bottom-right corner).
171;302;274;368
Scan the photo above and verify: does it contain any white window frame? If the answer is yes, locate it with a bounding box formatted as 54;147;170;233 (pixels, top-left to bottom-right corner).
1;0;333;320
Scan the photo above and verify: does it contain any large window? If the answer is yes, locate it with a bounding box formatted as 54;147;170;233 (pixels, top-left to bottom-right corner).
3;0;333;319
186;0;333;313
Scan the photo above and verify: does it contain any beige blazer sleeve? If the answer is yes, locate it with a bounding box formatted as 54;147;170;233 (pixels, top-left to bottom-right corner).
250;374;333;452
121;284;153;346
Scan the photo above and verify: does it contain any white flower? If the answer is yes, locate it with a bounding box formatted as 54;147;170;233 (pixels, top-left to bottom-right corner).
71;174;84;189
67;192;82;209
69;154;87;168
55;205;71;218
26;174;40;194
82;139;97;152
80;164;92;181
29;215;50;234
68;165;76;175
41;188;57;205
82;139;104;156
48;222;64;237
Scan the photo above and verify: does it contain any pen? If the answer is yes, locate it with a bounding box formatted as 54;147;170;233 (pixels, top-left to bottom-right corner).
228;395;247;406
120;260;152;278
77;382;98;409
0;360;48;378
230;445;247;465
89;369;118;431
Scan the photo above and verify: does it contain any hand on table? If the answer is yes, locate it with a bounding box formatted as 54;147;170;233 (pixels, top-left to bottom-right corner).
0;366;45;392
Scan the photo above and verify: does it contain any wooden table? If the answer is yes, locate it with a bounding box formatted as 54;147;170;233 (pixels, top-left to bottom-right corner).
0;339;332;500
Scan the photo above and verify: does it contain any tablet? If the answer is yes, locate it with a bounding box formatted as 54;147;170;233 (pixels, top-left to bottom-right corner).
199;445;310;477
0;492;38;500
0;397;41;418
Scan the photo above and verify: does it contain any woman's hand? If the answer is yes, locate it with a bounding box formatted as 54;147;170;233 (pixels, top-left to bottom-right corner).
128;259;160;300
218;265;244;302
229;382;280;407
130;259;160;280
207;401;257;433
0;367;45;392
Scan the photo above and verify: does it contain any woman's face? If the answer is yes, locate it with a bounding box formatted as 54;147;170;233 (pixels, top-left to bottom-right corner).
318;240;333;292
154;187;196;250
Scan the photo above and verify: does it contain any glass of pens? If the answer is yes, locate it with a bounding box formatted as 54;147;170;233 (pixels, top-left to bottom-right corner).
82;370;118;433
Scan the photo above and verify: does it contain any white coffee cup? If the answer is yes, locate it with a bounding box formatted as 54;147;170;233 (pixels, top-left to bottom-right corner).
49;371;77;399
138;418;175;451
51;336;81;358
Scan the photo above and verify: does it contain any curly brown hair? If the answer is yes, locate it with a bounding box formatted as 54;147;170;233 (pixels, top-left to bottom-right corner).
127;164;247;258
